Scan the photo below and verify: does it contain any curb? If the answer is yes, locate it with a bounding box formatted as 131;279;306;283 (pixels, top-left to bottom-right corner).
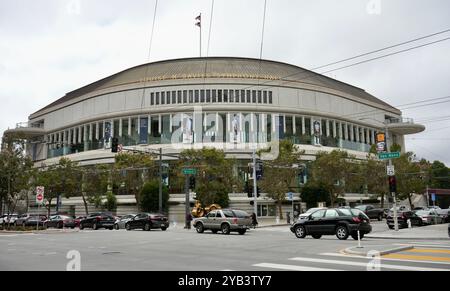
257;224;290;228
366;235;450;241
343;245;414;256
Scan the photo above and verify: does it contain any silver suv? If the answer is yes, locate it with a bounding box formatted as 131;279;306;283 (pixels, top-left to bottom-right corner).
193;209;252;235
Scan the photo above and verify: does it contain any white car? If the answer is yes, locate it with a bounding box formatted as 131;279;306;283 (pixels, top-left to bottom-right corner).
0;214;18;224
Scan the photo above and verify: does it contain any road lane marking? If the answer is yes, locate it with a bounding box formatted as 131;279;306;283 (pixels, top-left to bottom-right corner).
289;257;450;271
408;248;450;254
383;254;450;263
253;262;341;271
396;243;450;248
320;252;450;265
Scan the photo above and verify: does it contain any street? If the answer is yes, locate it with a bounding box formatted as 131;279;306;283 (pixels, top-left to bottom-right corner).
1;222;449;271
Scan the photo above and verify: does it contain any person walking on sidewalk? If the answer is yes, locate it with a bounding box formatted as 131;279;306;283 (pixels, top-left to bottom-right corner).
185;213;193;229
251;212;258;229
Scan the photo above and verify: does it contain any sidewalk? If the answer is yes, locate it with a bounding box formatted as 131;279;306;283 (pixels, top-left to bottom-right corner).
366;223;450;241
344;244;414;256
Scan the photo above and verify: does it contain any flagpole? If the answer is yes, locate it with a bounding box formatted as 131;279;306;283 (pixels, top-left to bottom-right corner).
199;13;202;57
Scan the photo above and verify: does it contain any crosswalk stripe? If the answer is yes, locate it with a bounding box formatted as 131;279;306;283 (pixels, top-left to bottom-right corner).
320;252;450;266
253;263;341;271
289;257;450;271
408;248;450;254
395;243;450;249
383;254;450;263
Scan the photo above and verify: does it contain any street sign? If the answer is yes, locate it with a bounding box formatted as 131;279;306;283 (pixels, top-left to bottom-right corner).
386;165;395;176
36;186;44;204
287;192;293;201
431;193;436;202
378;152;401;160
182;168;197;175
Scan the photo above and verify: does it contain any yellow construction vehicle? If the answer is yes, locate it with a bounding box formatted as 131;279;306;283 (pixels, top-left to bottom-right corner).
191;200;221;218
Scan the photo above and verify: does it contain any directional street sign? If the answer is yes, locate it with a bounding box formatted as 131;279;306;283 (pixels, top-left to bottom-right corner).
378;152;401;160
386;165;395;176
182;168;197;175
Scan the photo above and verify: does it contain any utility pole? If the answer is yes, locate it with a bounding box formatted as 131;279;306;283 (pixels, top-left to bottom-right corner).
159;148;163;214
385;124;399;231
252;148;258;216
184;174;190;229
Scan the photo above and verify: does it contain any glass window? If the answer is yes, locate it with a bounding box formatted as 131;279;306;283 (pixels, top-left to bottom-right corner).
325;210;338;217
161;92;166;105
229;90;234;102
311;209;326;219
189;90;193;103
177;91;182;103
166;91;171;104
295;116;302;136
241;90;245;103
216;212;223;218
217;90;222;102
235;90;240;103
195;90;199;103
269;91;273;104
258;91;262;103
207;211;216;218
223;90;228;102
252;90;257;103
304;118;311;136
183;90;187;103
285;116;293;138
156;92;160;105
150;93;154;105
338;209;352;216
172;91;176;104
223;210;235;218
263;91;267;103
200;90;205;103
212;90;217;102
206;90;211;102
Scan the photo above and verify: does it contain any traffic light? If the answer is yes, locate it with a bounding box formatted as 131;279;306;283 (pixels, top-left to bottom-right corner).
255;160;263;180
189;176;196;190
245;181;260;198
111;137;119;153
388;176;397;193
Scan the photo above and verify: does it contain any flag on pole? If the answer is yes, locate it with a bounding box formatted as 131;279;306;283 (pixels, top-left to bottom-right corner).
195;14;201;27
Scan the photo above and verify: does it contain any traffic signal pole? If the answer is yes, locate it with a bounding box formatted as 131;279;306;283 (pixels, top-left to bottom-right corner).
159;148;163;214
252;149;258;216
385;125;399;231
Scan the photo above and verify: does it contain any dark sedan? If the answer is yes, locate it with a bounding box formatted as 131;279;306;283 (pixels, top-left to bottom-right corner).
44;215;76;229
79;213;115;230
23;215;47;227
125;213;169;231
386;211;423;229
290;208;372;240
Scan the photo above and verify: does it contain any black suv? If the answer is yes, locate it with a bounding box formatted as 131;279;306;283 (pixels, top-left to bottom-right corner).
79;213;115;230
125;213;169;231
290;208;372;240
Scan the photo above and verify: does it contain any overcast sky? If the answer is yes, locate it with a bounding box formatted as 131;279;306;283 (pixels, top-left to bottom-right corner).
1;0;449;165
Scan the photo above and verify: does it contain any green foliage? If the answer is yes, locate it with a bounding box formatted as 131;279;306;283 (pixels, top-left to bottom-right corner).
195;181;229;208
140;180;169;213
300;183;330;208
104;191;117;212
258;140;304;219
390;143;402;153
393;152;426;207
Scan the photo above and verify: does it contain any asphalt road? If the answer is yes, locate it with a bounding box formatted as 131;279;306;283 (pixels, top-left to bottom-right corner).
1;222;449;271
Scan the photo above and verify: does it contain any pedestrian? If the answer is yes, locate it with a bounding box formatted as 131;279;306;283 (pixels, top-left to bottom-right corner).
185;212;192;229
251;212;258;229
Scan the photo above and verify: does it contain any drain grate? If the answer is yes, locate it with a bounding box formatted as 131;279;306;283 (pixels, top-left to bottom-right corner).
102;251;122;255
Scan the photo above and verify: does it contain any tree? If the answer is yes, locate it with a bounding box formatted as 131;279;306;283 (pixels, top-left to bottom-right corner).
140;180;169;213
34;158;80;217
82;164;111;213
358;155;389;207
429;161;450;189
175;148;238;208
393;152;426;208
309;150;357;207
258;140;304;219
300;183;330;209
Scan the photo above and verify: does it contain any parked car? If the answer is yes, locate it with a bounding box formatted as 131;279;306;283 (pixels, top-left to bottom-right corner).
15;214;38;226
297;207;327;221
354;205;385;221
125;213;169;231
114;214;136;230
44;215;76;229
23;215;47;227
386;211;423;229
74;216;86;228
290;208;372;240
193;209;252;235
415;210;444;225
436;209;450;223
79;213;115;230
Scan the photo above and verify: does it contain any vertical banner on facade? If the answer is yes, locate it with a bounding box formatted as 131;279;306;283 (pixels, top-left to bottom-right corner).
231;113;240;143
104;121;111;148
139;118;148;144
313;120;321;145
182;115;193;144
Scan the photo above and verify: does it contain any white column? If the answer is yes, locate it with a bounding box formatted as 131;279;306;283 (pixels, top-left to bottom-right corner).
302;116;305;135
119;119;123;137
95;122;99;140
356;126;360;143
137;117;141;135
77;127;82;143
332;120;336;138
326;120;330;137
344;123;348;140
128;117;132;136
148;115;152;134
158;115;161;134
293;116;296;134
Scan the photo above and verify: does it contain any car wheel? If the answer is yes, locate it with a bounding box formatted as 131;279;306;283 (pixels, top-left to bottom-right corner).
294;225;306;239
79;223;84;230
221;223;231;235
71;226;75;229
388;225;394;230
125;223;131;231
378;214;383;221
195;223;204;233
93;223;98;230
351;232;364;240
335;226;349;240
312;234;322;239
238;229;246;235
161;226;167;231
144;223;151;231
211;229;218;234
58;222;63;229
114;224;119;230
